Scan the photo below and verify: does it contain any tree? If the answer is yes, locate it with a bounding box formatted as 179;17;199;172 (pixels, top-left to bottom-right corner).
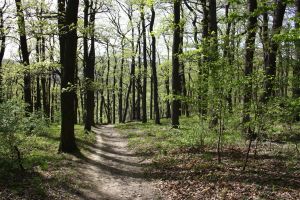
15;0;33;113
243;0;258;171
141;3;148;123
150;3;160;124
293;0;300;98
243;0;257;132
84;0;96;131
0;3;5;103
172;0;182;128
263;0;286;101
59;0;80;153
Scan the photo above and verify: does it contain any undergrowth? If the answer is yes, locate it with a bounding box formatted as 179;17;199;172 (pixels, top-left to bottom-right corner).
0;124;95;199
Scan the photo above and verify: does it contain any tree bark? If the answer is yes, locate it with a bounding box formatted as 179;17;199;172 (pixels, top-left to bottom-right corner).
163;35;171;118
84;1;96;131
141;4;148;123
41;37;50;118
59;0;79;153
106;42;111;124
199;0;209;116
118;40;124;123
35;37;41;111
172;0;182;128
15;0;33;113
112;47;117;124
136;24;142;120
0;7;4;103
293;0;300;98
243;0;257;134
263;0;286;102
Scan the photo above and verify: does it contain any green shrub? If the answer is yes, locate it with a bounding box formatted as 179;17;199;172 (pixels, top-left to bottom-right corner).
0;100;50;170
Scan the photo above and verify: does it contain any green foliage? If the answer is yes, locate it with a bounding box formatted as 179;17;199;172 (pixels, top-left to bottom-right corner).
0;122;95;199
21;111;49;135
116;116;243;155
0;100;49;169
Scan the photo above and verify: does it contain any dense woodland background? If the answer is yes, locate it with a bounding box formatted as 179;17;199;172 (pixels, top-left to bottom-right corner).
0;0;300;199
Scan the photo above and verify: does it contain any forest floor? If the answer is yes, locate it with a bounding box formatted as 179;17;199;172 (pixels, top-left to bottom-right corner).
0;125;161;200
116;117;300;200
74;125;161;200
1;120;299;199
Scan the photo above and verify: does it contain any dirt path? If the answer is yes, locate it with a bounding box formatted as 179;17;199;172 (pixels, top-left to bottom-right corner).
76;125;161;200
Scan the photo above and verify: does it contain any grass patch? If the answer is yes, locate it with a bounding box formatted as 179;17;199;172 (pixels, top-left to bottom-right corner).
116;116;243;155
0;124;96;199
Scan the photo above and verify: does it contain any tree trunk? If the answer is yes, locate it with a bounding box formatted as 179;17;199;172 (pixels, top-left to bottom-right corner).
106;42;111;124
41;37;50;118
141;4;148;123
199;0;209;116
150;74;153;120
0;7;4;103
83;0;89;128
292;0;300;121
35;37;41;111
112;47;117;124
163;35;171;118
150;5;160;124
130;17;136;120
293;0;300;98
59;0;79;153
84;2;95;131
263;0;286;102
119;40;124;123
15;0;33;113
136;25;142;121
243;0;258;135
172;0;182;128
224;3;233;113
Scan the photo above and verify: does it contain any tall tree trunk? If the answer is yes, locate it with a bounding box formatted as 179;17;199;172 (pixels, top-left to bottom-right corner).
41;37;50;118
59;0;79;153
123;78;133;122
0;7;4;103
163;35;171;118
178;7;186;116
243;0;258;134
83;0;89;128
172;0;182;128
141;4;148;123
130;16;136;120
119;40;124;123
136;25;142;120
51;74;56;122
293;0;300;98
15;0;33;113
35;37;41;110
199;0;209;116
150;5;160;124
150;74;153;120
208;0;219;128
263;0;286;102
112;47;117;124
262;4;269;72
224;2;233;113
84;2;96;131
49;34;55;122
106;42;111;124
293;0;300;121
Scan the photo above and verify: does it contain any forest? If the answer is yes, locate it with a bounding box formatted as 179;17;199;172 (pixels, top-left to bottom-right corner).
0;0;299;199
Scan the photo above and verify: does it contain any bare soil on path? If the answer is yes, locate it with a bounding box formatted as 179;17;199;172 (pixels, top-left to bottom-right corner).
74;125;161;200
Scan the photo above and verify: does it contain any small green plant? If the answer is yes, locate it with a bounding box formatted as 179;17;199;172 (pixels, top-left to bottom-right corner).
0;100;25;170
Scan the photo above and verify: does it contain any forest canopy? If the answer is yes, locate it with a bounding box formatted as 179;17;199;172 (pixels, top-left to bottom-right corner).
0;0;299;199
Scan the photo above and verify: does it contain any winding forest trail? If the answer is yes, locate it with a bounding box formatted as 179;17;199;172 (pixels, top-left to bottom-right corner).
76;125;161;200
